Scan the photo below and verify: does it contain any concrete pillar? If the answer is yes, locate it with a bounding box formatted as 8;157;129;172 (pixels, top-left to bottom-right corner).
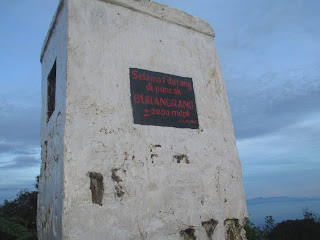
38;0;248;239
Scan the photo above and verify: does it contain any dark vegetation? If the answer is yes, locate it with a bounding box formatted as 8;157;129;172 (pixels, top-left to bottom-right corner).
0;178;38;240
245;212;320;240
0;177;319;239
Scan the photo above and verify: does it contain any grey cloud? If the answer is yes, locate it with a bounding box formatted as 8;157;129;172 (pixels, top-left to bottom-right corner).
0;103;40;145
0;142;38;155
232;94;320;140
227;68;320;140
214;0;320;142
213;0;320;52
0;156;40;169
0;142;19;153
238;114;320;167
13;149;38;155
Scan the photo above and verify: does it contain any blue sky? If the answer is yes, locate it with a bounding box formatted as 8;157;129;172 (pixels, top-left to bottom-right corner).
0;0;319;204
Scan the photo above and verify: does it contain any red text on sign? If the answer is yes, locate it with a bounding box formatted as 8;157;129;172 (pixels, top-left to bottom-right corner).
133;94;194;109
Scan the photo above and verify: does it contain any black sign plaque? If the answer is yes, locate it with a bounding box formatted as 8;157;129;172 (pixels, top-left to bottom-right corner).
130;68;199;129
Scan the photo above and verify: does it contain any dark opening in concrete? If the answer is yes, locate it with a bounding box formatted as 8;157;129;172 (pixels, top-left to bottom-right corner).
180;227;196;240
225;219;241;240
47;61;56;122
202;219;218;239
41;141;47;171
174;154;190;164
89;172;104;206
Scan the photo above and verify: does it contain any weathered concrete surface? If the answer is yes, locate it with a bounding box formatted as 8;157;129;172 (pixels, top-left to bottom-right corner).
37;1;68;239
38;0;248;239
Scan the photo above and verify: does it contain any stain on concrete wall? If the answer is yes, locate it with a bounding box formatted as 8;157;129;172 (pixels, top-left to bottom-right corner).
202;219;218;239
225;219;245;240
89;172;104;205
180;227;196;240
173;154;190;164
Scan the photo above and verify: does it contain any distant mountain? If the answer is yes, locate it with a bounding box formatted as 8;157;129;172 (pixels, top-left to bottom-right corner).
246;197;320;227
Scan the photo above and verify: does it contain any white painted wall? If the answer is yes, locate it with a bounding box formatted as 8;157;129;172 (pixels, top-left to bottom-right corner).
39;0;248;239
38;1;68;239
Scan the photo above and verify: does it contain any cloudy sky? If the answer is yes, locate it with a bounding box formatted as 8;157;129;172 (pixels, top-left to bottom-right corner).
0;0;319;204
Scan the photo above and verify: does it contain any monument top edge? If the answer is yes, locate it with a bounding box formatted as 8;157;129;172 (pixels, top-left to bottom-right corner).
40;0;215;62
99;0;215;36
40;0;64;63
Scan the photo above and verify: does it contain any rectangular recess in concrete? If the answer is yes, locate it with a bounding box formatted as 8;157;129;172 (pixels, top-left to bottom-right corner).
47;61;56;122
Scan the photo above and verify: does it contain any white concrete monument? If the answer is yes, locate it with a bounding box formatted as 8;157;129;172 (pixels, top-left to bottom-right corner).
37;0;248;239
